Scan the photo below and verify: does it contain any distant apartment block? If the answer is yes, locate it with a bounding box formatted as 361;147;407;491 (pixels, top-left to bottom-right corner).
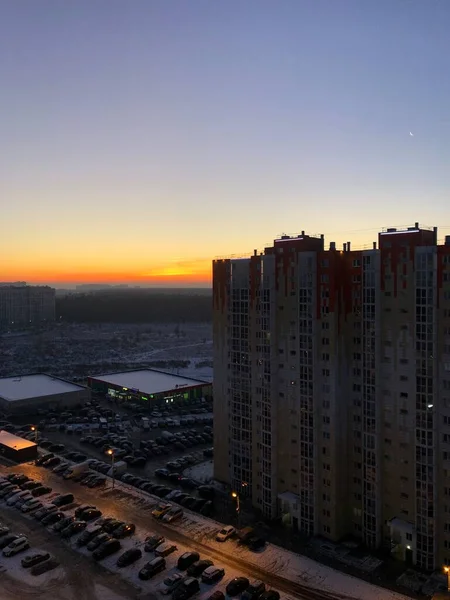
0;283;55;330
213;223;450;571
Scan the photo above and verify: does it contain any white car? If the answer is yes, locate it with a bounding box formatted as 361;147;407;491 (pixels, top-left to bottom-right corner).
157;572;185;595
3;536;29;557
216;525;235;542
21;498;43;513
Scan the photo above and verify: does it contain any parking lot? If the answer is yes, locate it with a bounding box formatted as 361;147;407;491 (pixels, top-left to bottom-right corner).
0;464;291;600
0;394;232;524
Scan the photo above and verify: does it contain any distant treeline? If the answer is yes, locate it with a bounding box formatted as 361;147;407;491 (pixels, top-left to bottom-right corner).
56;289;212;323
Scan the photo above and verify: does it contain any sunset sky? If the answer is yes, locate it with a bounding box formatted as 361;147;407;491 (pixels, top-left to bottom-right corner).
2;1;450;287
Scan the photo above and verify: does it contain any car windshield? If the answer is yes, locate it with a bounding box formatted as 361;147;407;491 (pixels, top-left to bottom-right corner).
163;577;173;585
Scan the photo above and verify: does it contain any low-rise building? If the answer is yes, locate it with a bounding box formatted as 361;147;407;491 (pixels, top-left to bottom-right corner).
88;369;211;408
0;374;90;415
0;430;38;462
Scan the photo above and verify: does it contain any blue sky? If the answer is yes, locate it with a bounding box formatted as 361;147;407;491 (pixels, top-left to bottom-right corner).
1;0;450;284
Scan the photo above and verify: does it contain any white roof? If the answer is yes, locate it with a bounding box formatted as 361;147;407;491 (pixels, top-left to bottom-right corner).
0;374;86;402
91;369;208;396
0;430;36;450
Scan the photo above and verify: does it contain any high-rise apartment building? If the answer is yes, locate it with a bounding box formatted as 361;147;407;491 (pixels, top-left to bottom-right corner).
213;223;450;570
0;283;55;330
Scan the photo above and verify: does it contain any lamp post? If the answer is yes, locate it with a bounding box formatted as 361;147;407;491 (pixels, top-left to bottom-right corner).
30;426;38;444
444;566;450;591
107;449;115;489
231;492;240;528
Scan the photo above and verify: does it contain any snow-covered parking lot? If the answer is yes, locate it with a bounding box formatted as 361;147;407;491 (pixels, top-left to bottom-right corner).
0;464;413;600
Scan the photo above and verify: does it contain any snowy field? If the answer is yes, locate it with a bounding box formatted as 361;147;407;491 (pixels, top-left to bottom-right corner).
0;322;213;381
184;460;214;483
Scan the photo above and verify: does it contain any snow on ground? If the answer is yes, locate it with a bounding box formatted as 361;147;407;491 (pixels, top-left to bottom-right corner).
184;460;214;483
1;466;414;600
176;513;413;600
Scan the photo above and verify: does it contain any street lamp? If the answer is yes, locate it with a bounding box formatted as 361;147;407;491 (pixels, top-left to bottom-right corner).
444;566;449;591
107;449;115;489
231;491;240;528
30;426;38;444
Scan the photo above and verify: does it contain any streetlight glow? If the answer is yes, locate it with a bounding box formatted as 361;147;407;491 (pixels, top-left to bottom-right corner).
106;449;115;488
231;492;237;498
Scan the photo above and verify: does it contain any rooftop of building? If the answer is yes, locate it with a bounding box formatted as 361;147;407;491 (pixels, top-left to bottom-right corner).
0;374;87;402
90;369;209;395
213;223;449;260
0;429;37;450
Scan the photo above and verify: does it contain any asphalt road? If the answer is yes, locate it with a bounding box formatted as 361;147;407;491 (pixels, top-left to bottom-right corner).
0;463;352;600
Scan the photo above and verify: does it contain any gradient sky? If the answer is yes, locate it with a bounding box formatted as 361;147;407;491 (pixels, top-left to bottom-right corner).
2;1;450;286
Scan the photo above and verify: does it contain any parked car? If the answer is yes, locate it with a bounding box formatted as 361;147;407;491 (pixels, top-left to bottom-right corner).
80;508;102;522
0;534;20;550
152;503;172;519
139;557;166;580
87;533;110;551
35;453;54;466
102;519;124;534
76;526;103;546
187;559;213;577
21;498;43;513
117;547;142;567
112;523;135;538
43;457;60;468
3;536;29;557
21;481;42;491
226;577;250;596
61;521;87;538
172;577;200;600
53;516;75;532
162;507;183;523
259;592;280;600
0;525;10;537
248;537;266;552
207;593;225;600
154;468;170;479
34;505;58;520
202;566;225;584
144;534;165;552
155;542;178;557
21;552;51;568
242;580;266;600
41;511;65;526
157;573;186;595
216;525;235;542
7;491;31;506
75;504;95;518
177;552;200;571
198;485;215;500
51;493;74;507
93;538;121;561
32;486;52;497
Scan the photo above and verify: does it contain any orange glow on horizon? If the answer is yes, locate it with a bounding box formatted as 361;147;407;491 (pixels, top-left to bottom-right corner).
2;259;212;286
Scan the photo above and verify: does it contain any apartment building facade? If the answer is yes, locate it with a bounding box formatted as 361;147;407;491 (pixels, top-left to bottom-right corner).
0;283;55;331
213;223;450;570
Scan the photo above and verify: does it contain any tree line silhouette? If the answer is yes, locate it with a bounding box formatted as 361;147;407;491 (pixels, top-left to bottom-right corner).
56;289;212;323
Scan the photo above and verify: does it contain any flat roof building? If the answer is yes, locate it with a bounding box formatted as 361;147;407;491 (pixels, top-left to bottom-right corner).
88;369;211;407
0;430;38;462
0;374;91;415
